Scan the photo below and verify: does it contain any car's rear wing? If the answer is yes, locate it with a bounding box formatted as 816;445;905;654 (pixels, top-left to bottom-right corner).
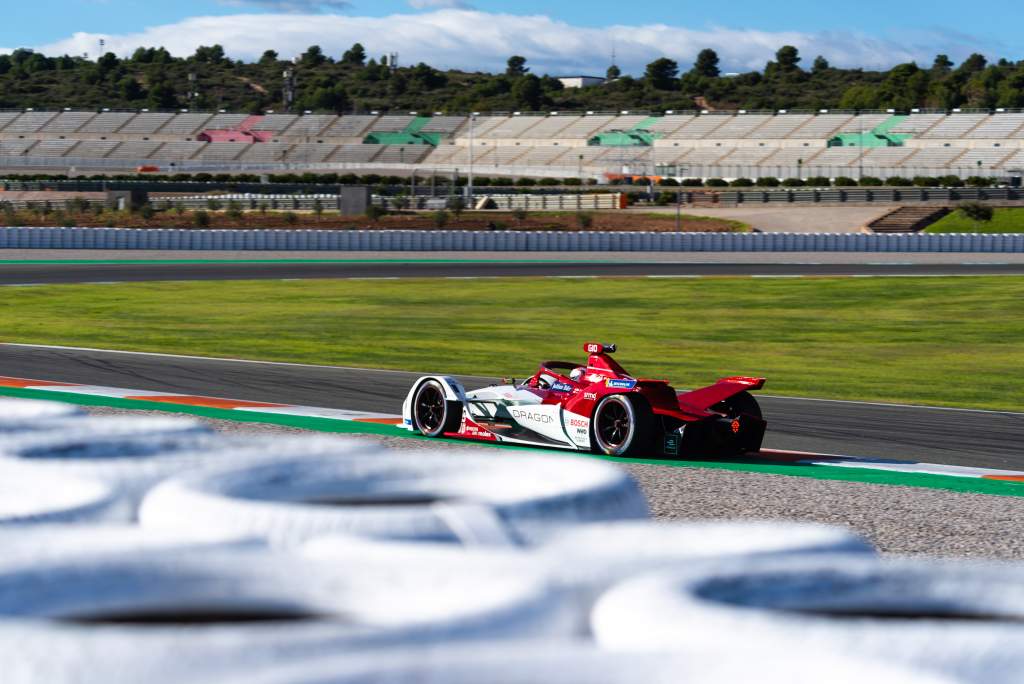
677;377;766;413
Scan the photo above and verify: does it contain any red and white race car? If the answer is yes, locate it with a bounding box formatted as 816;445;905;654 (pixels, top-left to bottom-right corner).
402;343;766;458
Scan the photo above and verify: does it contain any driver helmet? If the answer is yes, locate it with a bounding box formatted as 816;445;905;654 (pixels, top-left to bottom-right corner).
570;367;586;383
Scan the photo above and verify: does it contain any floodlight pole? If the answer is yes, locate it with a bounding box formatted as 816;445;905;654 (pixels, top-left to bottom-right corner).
467;113;475;207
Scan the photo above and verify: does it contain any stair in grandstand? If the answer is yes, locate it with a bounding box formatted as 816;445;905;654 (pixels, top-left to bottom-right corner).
867;206;952;233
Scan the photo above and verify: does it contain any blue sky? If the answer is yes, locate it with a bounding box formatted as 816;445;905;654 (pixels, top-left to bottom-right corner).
1;0;1018;74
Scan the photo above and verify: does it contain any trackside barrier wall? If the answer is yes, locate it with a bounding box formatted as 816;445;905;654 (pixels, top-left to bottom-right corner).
2;227;1024;252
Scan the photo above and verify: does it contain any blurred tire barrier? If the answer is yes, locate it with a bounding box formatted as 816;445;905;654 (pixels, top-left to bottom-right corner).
139;451;648;547
591;554;1024;683
3;226;1024;252
7;396;1024;682
0;399;83;428
221;642;953;684
0;549;576;684
0;470;119;525
0;524;263;567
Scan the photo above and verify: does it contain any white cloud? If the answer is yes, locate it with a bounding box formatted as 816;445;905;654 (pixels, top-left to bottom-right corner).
36;10;983;74
408;0;475;9
218;0;351;11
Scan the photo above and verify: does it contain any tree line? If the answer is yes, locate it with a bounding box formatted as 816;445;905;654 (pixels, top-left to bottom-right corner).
0;43;1021;114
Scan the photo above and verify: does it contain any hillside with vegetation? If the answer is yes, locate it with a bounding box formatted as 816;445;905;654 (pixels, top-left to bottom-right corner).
1;43;1022;114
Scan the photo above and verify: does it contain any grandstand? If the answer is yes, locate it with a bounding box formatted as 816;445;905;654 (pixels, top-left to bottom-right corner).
0;108;1021;181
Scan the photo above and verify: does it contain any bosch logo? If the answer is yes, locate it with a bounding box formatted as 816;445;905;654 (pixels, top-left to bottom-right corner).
512;409;554;424
569;418;589;428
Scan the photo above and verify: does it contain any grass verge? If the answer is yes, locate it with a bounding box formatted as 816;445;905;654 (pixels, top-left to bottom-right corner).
926;207;1024;233
1;276;1022;411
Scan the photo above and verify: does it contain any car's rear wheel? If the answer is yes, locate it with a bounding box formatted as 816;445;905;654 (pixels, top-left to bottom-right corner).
591;395;652;457
712;391;762;420
412;380;462;438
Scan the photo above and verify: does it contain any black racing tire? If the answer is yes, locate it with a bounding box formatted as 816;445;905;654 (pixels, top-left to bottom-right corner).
712;391;762;420
591;395;653;458
411;380;463;438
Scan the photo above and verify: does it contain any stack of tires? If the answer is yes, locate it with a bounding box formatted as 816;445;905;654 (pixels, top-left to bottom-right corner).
1;397;1021;682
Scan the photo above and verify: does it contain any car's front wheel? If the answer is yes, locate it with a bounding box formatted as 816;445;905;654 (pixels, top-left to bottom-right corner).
412;380;462;438
591;394;652;457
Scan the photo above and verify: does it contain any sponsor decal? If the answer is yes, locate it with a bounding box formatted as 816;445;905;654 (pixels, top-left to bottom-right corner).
550;382;574;393
606;379;637;391
462;420;499;441
584;392;598;401
511;408;555;425
663;434;681;456
569;418;589;428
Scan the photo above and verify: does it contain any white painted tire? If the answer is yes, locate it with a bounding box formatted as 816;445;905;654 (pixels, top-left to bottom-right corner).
0;524;263;568
592;554;1024;683
140;450;648;547
0;548;576;684
0;399;82;429
0;470;119;525
0;416;381;519
220;642;955;684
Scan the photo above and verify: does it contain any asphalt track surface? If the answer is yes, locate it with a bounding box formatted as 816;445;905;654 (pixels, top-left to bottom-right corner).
4;260;1024;284
2;344;1021;471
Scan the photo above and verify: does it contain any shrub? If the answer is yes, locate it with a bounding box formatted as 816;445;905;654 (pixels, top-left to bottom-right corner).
704;178;728;187
858;176;884;186
958;201;994;226
206;198;223;211
338;174;359;185
512;208;528;225
966;176;992;188
474;177;493;187
139;203;155;220
432;209;449;228
575;212;594;229
913;176;939;187
537;178;559;186
939;175;964;188
225;200;243;220
729;178;754;187
833;176;858;187
450;197;466;218
515;177;537;187
885;177;913;186
562;178;582;186
755;177;780;187
681;178;704;187
655;191;675;206
365;204;386;222
805;176;831;187
193;210;211;228
284;211;299;225
658;178;680;186
781;178;805;187
312;198;324;219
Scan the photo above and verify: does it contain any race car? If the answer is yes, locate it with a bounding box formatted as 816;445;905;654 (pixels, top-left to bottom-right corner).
402;343;767;458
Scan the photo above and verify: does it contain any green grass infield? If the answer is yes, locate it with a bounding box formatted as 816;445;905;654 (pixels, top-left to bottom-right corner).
1;276;1021;411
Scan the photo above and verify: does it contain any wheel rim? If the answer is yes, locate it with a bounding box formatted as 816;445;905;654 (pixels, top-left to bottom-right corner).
415;384;446;433
597;400;631;449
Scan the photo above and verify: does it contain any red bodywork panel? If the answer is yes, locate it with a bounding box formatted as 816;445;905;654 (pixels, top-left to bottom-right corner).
524;344;765;425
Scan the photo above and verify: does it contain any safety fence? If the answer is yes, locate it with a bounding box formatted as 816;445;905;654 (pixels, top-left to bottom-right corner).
2;226;1024;252
157;193;623;212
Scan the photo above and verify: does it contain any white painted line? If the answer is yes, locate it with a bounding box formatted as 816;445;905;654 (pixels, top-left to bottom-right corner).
233;405;398;421
26;385;173;399
646;275;702;279
751;275;804;279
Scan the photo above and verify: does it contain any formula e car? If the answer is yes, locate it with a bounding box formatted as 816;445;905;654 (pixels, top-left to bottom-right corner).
402;343;766;458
